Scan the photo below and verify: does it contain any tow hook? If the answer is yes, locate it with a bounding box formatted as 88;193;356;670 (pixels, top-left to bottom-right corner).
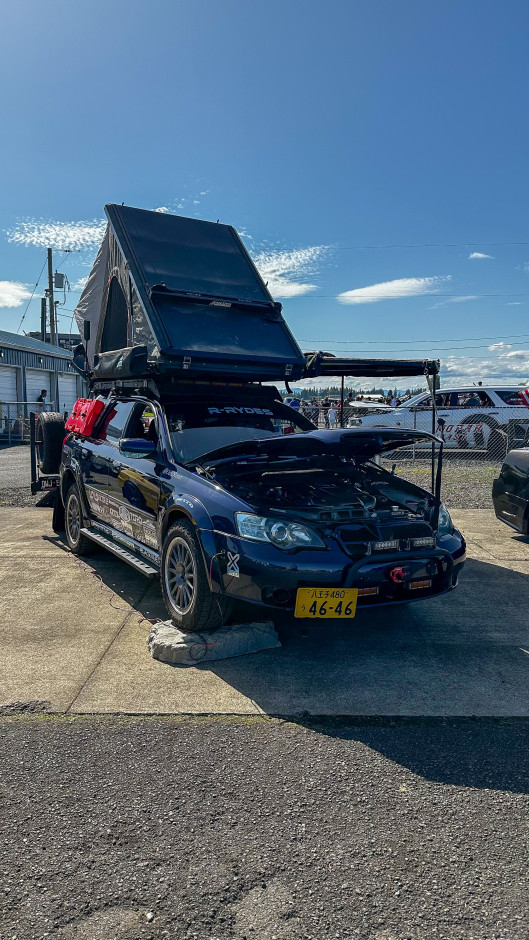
389;565;411;584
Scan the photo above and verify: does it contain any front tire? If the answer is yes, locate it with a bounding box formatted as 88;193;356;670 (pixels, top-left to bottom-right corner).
161;520;232;632
64;483;92;555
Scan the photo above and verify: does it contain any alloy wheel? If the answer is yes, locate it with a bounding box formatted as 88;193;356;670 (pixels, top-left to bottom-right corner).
66;493;81;546
165;537;197;615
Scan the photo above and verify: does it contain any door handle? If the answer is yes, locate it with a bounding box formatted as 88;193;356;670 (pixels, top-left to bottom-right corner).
111;459;121;469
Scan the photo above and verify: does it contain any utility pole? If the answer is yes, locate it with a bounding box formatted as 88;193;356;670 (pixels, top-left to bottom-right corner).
47;247;56;346
40;297;47;342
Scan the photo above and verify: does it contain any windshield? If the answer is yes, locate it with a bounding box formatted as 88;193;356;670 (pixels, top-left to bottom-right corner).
165;399;315;463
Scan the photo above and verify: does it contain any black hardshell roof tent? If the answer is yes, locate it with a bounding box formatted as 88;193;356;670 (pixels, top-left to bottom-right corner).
74;204;306;382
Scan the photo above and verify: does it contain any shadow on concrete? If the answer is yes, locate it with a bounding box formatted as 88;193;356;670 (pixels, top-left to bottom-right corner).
51;529;529;720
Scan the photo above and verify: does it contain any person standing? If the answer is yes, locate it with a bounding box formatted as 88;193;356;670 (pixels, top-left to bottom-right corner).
31;389;48;415
328;404;336;428
322;396;330;429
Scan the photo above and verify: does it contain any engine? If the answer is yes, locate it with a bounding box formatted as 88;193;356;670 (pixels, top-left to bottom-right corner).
220;467;428;523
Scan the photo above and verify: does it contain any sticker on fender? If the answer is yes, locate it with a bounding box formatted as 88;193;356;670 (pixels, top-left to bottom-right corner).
294;587;358;619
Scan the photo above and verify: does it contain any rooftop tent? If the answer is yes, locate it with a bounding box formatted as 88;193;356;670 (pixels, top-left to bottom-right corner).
74;204;306;382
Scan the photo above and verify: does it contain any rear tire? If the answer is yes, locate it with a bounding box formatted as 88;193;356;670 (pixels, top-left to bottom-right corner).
36;412;65;474
64;483;92;556
487;429;507;460
161;520;232;632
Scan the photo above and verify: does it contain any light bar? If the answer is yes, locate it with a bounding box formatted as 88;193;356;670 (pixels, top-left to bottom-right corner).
372;539;400;551
411;537;436;548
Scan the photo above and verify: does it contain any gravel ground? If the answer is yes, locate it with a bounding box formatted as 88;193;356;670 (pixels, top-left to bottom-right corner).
0;445;36;508
0;444;497;510
383;459;496;510
1;716;528;940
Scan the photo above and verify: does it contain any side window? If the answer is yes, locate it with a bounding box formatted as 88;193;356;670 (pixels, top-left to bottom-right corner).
414;395;432;410
453;391;493;408
97;401;135;445
495;390;524;405
124;403;160;454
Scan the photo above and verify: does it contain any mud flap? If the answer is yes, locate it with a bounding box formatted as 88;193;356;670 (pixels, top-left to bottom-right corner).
51;488;65;533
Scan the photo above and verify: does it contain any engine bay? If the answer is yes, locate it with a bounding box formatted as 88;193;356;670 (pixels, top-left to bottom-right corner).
214;461;432;525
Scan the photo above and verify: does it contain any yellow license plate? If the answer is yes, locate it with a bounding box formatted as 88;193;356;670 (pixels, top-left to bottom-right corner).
294;587;358;619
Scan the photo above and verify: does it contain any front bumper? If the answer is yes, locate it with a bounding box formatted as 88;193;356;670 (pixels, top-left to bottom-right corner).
208;528;466;612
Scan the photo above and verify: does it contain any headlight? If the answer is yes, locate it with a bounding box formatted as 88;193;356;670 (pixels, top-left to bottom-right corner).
235;513;325;549
437;504;453;535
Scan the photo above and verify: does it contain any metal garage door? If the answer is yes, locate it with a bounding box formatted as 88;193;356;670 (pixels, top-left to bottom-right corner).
26;369;53;407
58;373;78;415
0;365;17;402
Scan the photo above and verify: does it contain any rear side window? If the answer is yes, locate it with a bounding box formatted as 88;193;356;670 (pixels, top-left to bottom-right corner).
97;401;135;444
450;391;494;407
495;390;525;405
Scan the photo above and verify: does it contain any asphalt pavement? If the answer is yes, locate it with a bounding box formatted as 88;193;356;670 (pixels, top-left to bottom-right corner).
1;716;528;940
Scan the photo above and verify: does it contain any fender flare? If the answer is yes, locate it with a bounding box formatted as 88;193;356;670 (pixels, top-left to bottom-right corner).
60;459;92;519
161;496;225;594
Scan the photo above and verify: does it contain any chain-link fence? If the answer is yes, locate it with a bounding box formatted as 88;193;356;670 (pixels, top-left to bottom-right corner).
0;402;57;444
291;396;529;508
298;401;529;465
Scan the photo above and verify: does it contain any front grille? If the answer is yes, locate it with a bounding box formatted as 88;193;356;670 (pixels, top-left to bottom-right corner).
337;520;434;558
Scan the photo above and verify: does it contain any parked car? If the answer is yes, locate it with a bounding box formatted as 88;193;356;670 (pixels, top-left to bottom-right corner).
349;386;529;456
35;383;466;631
492;448;529;534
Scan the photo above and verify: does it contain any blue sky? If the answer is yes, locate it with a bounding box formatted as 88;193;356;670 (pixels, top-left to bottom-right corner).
1;0;528;385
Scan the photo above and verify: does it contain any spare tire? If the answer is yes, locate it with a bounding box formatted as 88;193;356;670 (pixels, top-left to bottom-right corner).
36;411;65;474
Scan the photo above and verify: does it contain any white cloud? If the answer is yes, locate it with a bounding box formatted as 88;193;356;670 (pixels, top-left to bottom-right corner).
432;294;477;308
7;218;106;251
0;281;32;307
488;342;512;351
507;301;523;305
337;275;451;305
468;251;493;260
503;349;529;359
155;206;170;213
71;276;89;291
252;245;329;299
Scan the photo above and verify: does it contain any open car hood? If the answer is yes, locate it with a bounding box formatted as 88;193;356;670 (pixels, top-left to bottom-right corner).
189;427;441;468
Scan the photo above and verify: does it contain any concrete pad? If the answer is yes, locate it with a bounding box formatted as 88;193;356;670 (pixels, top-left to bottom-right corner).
70;611;261;715
0;509;149;711
2;506;529;716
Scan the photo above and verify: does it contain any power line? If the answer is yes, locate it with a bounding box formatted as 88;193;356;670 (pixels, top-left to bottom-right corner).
299;331;529;346
17;259;47;332
310;343;529;354
287;292;529;299
335;240;529;250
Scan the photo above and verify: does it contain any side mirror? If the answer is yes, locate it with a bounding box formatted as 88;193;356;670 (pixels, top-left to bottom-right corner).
119;438;157;458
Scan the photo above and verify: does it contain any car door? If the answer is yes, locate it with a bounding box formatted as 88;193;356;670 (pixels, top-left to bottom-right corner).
106;400;164;551
449;391;498;449
82;399;136;524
